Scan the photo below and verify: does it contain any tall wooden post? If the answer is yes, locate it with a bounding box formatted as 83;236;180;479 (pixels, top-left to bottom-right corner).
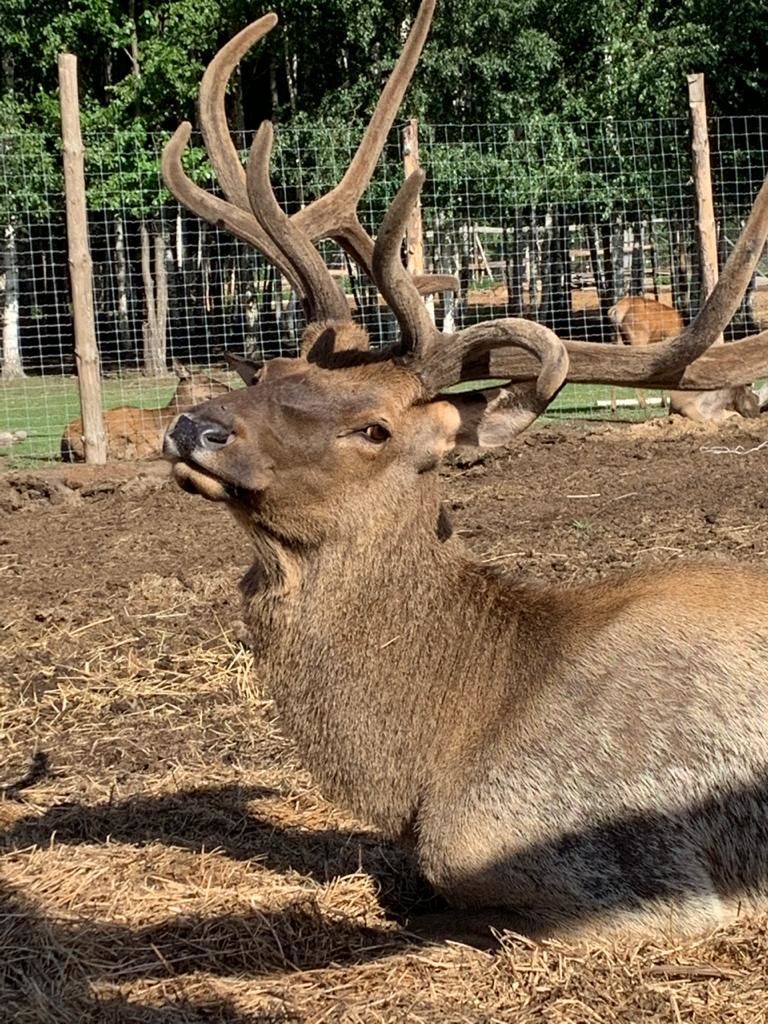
401;119;435;324
687;73;722;345
59;53;107;463
402;119;425;276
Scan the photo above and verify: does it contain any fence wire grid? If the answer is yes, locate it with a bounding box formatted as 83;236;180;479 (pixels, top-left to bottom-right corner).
1;115;767;465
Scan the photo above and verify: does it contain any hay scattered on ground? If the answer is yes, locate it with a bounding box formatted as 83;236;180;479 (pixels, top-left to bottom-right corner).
3;448;768;1022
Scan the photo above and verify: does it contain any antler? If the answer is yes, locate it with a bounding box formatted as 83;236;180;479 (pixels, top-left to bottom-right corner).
162;0;457;321
375;170;569;422
164;0;768;413
246;122;349;321
467;175;768;391
373;167;768;395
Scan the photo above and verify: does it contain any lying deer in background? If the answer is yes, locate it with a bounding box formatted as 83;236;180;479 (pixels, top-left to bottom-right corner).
61;362;229;462
161;0;768;944
608;295;760;421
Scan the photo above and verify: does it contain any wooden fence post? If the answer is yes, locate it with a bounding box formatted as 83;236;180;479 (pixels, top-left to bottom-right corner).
687;72;722;345
59;53;107;463
401;118;435;324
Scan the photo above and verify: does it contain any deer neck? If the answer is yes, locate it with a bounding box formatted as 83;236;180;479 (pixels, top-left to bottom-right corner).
235;481;505;837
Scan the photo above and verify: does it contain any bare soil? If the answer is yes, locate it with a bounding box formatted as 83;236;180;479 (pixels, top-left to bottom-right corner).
2;418;768;1022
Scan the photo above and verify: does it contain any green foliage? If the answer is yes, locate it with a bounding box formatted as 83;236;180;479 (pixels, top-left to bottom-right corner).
0;0;764;222
0;97;60;221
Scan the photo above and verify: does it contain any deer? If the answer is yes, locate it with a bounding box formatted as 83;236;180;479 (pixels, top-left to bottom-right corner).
608;294;760;421
160;0;768;946
61;362;230;462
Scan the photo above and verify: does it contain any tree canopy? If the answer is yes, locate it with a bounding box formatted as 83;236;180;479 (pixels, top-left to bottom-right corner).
1;0;765;138
0;0;764;228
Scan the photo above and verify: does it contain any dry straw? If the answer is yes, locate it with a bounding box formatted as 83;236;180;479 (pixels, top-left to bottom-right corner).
2;465;768;1022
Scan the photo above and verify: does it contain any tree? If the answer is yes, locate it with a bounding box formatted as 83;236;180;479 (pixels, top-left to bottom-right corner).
0;92;60;379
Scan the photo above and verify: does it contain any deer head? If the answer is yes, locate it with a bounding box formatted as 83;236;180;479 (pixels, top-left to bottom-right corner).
164;170;567;542
162;0;768;533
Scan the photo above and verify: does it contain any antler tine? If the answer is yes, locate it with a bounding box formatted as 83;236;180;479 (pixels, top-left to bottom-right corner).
372;169;440;355
328;0;436;210
293;0;435;236
650;173;768;374
162;123;302;293
198;14;278;212
423;319;570;401
291;0;454;296
373;169;569;404
247;122;350;322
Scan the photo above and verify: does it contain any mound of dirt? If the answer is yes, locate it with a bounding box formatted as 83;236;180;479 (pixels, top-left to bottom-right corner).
0;461;171;512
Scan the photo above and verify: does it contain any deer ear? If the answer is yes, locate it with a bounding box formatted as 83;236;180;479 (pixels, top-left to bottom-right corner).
304;327;337;364
222;352;263;385
435;384;546;448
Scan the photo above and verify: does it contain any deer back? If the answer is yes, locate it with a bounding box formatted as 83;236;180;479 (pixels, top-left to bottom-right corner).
608;296;684;346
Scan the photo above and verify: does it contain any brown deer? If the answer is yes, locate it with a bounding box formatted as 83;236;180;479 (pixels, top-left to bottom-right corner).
161;0;768;944
61;362;230;462
608;295;759;421
609;295;684;347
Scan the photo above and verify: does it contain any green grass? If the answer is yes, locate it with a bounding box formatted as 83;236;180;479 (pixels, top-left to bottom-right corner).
546;383;666;421
443;379;666;423
0;375;186;467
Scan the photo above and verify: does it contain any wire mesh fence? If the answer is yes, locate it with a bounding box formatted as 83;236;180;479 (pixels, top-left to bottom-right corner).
1;115;767;465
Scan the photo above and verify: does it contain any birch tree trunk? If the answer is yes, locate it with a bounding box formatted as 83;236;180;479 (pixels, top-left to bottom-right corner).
528;210;541;320
114;215;130;356
588;219;608;310
1;219;24;380
504;213;526;316
630;221;645;295
671;224;692;324
610;214;624;301
141;221;169;376
648;220;660;301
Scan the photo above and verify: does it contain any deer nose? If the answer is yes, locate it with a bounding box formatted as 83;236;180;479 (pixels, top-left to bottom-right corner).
164;414;232;459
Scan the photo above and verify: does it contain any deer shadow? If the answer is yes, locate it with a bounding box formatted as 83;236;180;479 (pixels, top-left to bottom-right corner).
0;778;438;921
4;758;768;995
0;873;403;1023
1;764;421;1019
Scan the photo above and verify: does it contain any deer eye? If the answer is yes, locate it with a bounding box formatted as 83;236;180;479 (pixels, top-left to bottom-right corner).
361;423;391;444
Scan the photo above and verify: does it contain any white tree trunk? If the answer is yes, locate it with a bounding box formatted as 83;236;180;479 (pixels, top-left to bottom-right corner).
141;221;169;376
115;215;130;355
176;209;183;268
1;220;24;380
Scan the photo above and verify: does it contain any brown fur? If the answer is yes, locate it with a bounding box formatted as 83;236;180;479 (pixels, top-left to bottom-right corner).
608;295;684;347
164;330;768;944
608;296;759;422
61;365;230;462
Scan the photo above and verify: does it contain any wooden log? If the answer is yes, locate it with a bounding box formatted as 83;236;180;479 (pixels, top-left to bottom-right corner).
402;119;425;278
58;53;107;463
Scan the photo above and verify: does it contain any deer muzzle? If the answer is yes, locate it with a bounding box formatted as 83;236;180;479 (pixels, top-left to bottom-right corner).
164;413;233;460
163;413;238;501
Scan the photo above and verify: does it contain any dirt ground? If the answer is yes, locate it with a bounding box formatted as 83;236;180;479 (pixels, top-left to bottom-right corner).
3;417;768;1023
